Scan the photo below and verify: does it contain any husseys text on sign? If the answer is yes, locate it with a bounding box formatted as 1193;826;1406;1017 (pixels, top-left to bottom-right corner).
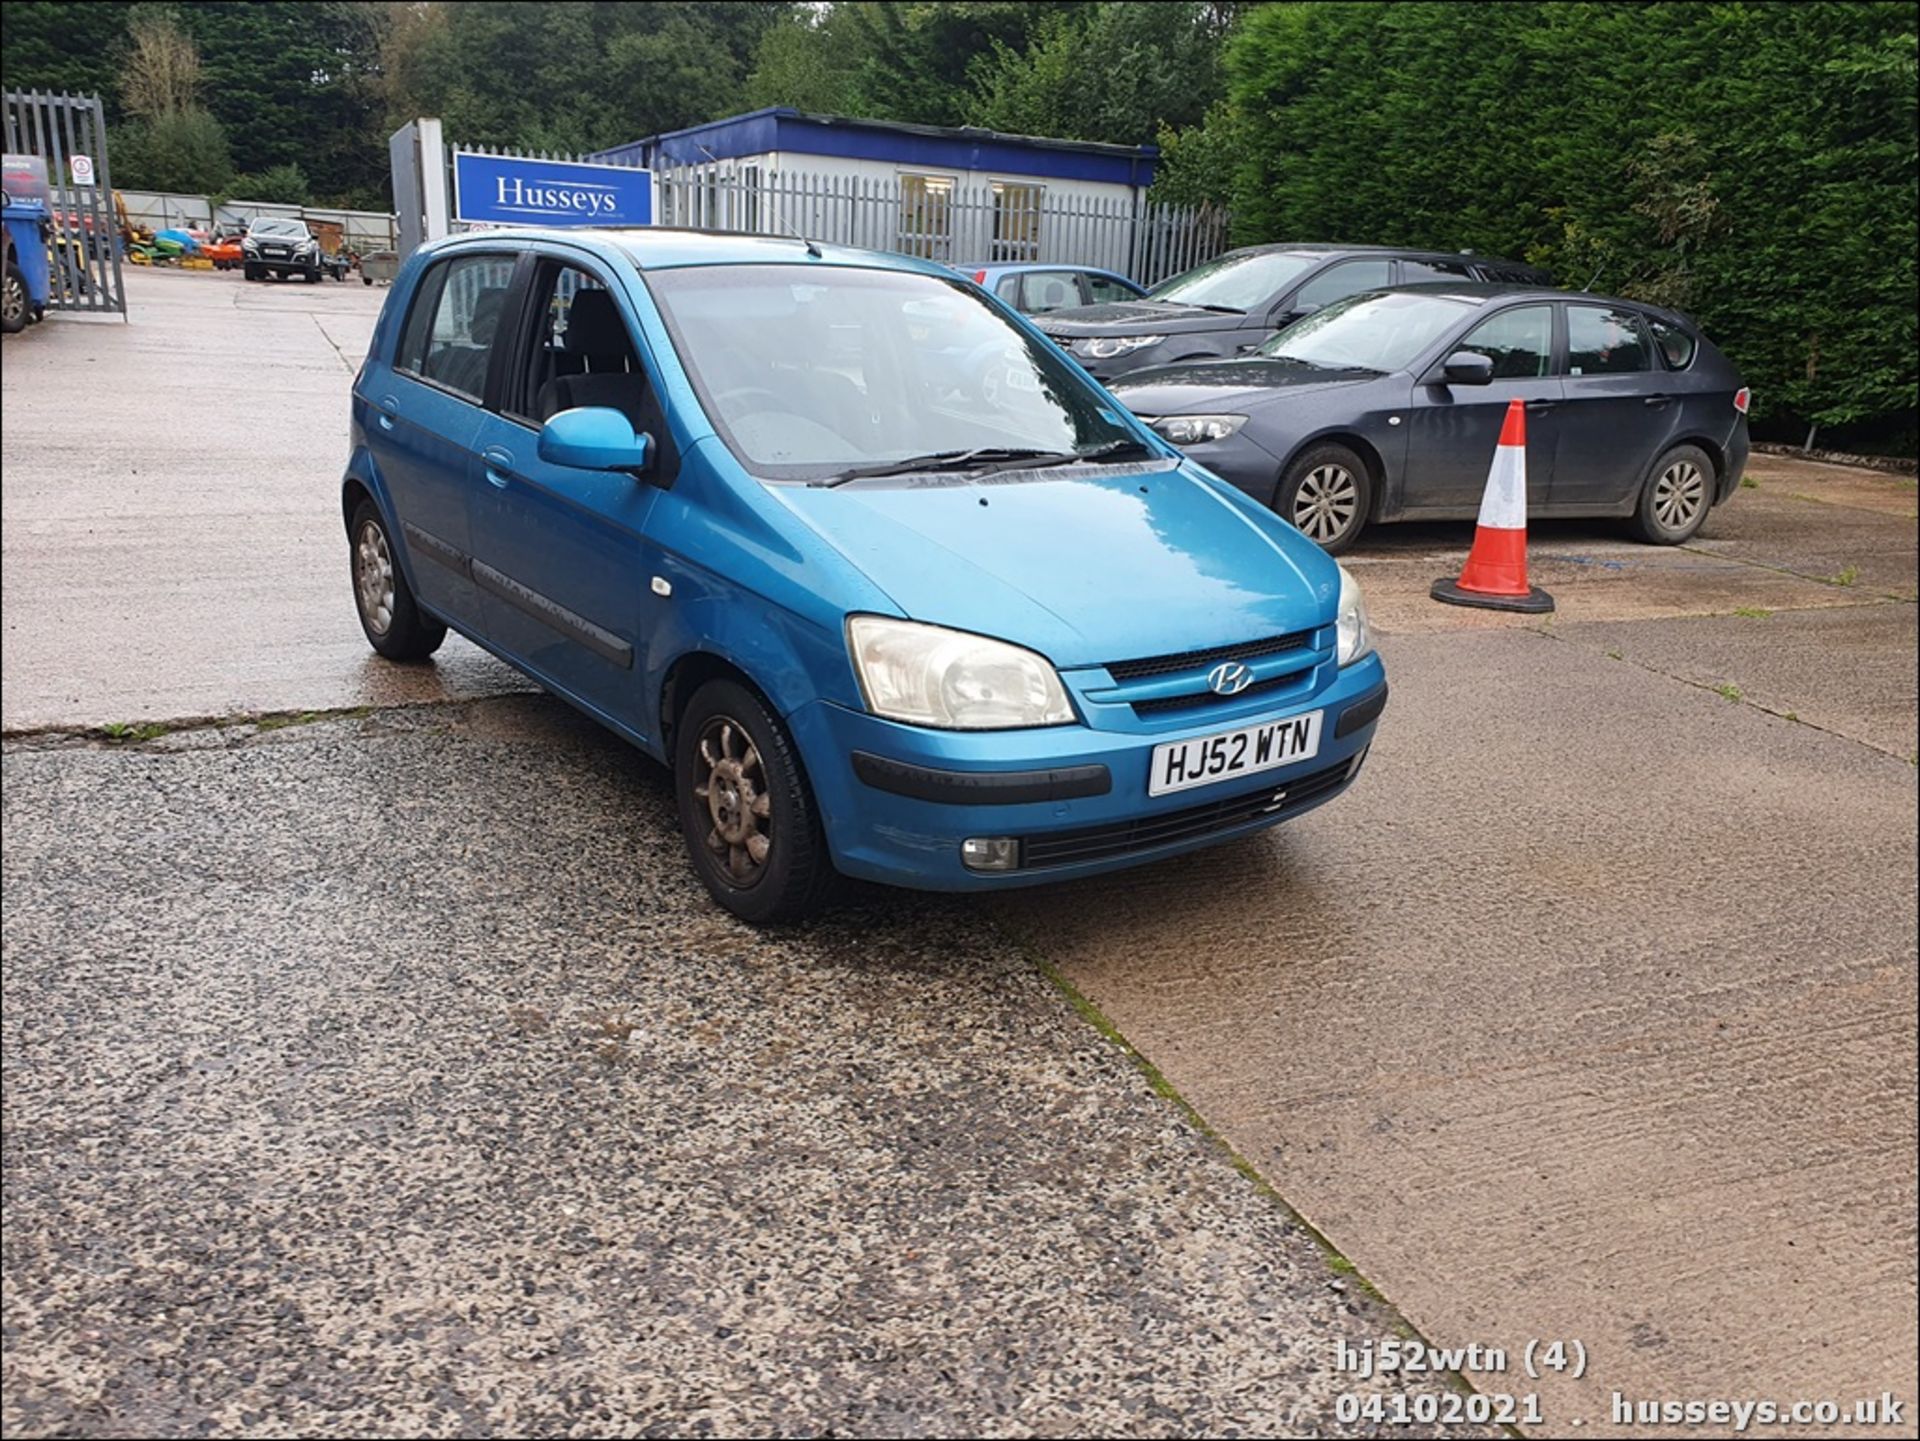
452;151;654;228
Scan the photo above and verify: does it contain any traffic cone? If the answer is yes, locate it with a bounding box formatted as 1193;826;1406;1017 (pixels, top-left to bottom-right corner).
1431;397;1554;613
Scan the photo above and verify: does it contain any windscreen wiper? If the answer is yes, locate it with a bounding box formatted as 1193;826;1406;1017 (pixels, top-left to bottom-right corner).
811;439;1158;488
810;447;1062;488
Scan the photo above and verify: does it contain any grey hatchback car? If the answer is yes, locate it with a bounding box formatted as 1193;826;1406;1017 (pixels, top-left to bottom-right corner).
1110;284;1751;553
1036;244;1551;382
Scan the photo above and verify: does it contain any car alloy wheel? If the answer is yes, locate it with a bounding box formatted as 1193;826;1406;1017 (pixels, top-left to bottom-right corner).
694;716;773;886
1292;462;1361;545
1653;458;1706;531
2;268;26;331
353;518;396;637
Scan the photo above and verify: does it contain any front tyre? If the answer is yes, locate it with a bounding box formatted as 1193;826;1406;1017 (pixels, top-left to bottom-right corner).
674;679;836;924
1630;443;1714;544
348;498;446;660
1278;442;1372;555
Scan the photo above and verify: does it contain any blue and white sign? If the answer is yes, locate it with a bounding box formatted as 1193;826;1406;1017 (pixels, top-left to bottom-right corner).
452;151;654;228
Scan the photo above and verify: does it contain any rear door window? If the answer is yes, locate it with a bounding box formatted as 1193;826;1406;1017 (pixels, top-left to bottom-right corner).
403;252;518;402
1456;304;1554;379
1293;258;1393;312
1020;270;1085;313
1566;305;1652;376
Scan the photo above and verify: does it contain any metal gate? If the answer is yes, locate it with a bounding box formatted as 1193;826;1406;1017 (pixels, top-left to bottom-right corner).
3;90;127;316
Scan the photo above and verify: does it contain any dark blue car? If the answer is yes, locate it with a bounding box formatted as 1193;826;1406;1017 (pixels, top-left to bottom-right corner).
343;230;1386;921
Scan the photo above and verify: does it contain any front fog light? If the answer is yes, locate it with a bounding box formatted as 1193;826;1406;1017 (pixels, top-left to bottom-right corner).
961;836;1021;872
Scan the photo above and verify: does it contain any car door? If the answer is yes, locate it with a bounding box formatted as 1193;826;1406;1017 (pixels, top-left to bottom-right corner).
1400;301;1561;514
464;255;671;734
1550;304;1678;512
369;249;520;629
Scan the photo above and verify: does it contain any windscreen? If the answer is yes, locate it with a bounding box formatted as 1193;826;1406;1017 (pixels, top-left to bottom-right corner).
251;219;307;238
1147;251;1319;312
644;264;1135;483
1258;290;1477;372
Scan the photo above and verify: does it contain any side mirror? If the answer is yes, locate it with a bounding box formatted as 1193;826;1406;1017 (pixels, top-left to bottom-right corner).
538;407;652;474
1438;351;1495;386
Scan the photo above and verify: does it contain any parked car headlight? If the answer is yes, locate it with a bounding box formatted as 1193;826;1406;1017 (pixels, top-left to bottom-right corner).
1147;414;1247;445
1076;335;1161;360
241;237;258;252
847;616;1075;730
1336;565;1374;667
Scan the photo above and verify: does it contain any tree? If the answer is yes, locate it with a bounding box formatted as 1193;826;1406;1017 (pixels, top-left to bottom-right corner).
225;162;312;205
121;6;204;118
969;2;1229;145
1221;1;1918;444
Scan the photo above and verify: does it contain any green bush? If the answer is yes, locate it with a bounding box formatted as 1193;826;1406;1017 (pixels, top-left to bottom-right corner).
1224;1;1918;442
224;162;313;207
112;106;233;195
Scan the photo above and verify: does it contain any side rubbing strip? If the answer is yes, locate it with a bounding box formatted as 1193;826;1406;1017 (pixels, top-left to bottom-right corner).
470;559;633;669
402;521;469;574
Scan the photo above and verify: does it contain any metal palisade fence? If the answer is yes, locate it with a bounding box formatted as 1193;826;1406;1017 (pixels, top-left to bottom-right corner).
655;166;1230;288
3;90;127;315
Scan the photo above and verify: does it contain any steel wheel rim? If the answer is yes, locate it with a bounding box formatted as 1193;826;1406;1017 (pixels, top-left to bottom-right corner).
353;520;396;636
1654;460;1706;530
1292;464;1360;544
2;274;23;327
694;716;772;888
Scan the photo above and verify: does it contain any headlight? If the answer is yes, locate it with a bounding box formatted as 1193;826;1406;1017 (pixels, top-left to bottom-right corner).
847;616;1074;730
1076;335;1161;360
1336;565;1374;667
1147;414;1247;445
242;238;258;252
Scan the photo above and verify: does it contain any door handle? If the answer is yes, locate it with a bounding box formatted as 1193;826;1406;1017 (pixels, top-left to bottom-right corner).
482;445;515;488
1524;399;1558;412
377;395;398;431
1643;394;1673;408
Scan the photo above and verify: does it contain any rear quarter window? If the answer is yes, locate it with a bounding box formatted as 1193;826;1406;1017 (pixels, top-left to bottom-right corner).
1647;317;1698;369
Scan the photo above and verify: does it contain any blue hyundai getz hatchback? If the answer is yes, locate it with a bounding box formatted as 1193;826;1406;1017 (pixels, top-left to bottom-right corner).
343;229;1387;922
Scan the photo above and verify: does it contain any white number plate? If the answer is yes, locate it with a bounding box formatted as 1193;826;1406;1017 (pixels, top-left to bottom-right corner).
1148;710;1324;797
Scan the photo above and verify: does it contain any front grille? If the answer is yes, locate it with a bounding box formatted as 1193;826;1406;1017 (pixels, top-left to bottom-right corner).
1130;671;1309;718
1106;630;1314;682
1020;759;1353;869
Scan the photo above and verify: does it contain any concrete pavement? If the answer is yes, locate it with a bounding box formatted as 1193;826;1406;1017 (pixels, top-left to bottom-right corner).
1;268;524;732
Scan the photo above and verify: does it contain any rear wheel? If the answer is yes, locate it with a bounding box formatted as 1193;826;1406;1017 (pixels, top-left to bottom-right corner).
2;263;26;334
674;678;836;924
1277;442;1372;554
1630;443;1714;544
348;497;445;661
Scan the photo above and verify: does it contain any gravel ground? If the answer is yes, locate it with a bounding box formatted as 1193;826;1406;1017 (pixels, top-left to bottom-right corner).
2;697;1488;1439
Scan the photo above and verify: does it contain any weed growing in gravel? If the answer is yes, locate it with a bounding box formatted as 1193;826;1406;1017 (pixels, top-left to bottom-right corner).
1605;649;1624;660
1716;683;1744;701
99;721;169;743
1732;607;1773;618
1829;565;1860;587
1740;476;1759;489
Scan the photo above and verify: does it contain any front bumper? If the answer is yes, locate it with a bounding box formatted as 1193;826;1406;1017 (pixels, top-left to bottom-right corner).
788;655;1387;890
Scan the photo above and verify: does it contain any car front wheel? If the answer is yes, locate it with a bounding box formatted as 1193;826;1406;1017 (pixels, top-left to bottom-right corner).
674;678;836;924
348;498;446;660
1278;442;1372;554
1630;443;1715;544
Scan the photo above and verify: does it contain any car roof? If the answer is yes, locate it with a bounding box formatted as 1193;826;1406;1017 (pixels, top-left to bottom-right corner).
426;226;954;278
1221;242;1547;268
959;262;1124;275
1385;280;1688;317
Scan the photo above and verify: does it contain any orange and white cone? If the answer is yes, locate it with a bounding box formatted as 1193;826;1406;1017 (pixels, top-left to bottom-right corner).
1431;397;1555;613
